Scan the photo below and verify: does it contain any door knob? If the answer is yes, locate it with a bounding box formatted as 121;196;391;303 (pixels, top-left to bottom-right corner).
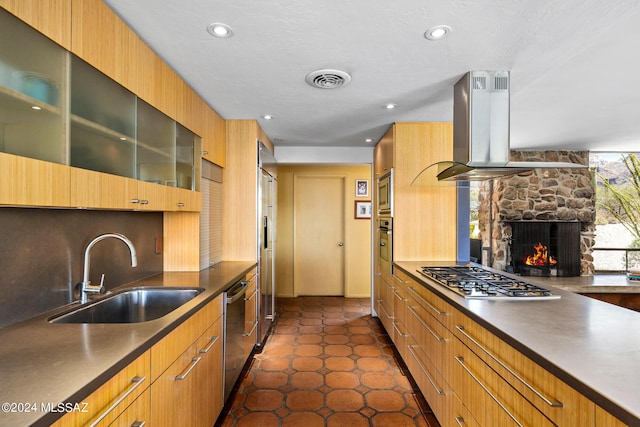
338;242;344;246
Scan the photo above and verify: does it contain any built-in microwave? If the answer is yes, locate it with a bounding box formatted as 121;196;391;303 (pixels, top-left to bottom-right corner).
377;169;393;216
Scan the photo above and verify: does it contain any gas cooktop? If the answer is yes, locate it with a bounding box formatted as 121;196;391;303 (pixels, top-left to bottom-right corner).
417;265;560;300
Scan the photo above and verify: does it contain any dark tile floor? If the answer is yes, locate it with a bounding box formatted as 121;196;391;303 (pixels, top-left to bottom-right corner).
217;296;440;427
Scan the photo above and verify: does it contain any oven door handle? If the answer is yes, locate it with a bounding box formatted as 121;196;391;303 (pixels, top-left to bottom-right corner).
226;281;248;304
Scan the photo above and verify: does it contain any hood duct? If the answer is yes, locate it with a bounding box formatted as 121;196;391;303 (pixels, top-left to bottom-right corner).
412;70;586;185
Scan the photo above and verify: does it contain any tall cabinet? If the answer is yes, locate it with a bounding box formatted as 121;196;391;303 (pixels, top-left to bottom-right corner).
373;122;458;340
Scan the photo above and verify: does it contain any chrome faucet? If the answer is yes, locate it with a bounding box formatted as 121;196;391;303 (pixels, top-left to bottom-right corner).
80;233;138;304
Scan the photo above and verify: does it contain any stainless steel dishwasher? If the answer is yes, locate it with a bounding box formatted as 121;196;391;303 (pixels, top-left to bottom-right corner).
223;279;248;402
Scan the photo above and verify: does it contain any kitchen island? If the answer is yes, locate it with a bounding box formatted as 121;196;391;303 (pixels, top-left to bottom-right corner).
0;261;256;426
392;260;640;426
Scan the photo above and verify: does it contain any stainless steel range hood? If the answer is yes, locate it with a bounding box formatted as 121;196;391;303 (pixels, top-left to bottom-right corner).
412;70;585;185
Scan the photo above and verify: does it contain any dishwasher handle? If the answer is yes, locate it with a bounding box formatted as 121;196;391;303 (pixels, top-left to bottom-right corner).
226;281;248;304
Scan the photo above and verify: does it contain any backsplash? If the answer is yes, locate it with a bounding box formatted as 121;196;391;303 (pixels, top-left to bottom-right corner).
0;208;163;327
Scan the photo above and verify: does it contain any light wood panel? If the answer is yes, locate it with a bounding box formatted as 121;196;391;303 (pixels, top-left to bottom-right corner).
203;107;226;167
391;122;458;261
0;152;71;207
596;406;627;426
137;42;178;119
223;120;259;261
70;167;137;209
163;211;201;271
175;79;204;136
71;0;139;93
108;387;150;427
0;0;71;49
50;351;150;427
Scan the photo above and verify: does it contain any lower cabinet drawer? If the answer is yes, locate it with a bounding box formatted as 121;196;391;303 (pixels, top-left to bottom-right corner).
451;338;555;427
108;387;150;427
404;337;450;424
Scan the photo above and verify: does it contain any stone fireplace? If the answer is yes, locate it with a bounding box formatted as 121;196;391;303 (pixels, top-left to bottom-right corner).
477;150;596;276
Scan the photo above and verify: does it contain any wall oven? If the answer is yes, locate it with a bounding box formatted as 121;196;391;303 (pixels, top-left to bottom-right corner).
377;170;393;216
377;218;393;276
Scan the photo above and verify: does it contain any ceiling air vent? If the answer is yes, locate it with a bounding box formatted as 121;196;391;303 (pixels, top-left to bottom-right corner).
305;69;352;89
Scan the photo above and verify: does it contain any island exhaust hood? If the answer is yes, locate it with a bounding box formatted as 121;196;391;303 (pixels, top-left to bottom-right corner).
412;70;585;184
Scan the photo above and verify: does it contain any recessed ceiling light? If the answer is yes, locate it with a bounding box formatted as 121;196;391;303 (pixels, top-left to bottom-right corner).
365;138;373;143
384;103;397;110
207;23;233;38
31;105;41;110
261;114;273;120
425;25;452;40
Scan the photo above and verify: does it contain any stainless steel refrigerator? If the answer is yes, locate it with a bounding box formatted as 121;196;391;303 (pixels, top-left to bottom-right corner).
257;141;277;346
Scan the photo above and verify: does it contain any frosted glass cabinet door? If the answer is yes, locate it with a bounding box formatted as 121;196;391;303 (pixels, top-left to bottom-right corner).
176;123;195;190
70;55;136;178
0;8;66;164
137;98;176;185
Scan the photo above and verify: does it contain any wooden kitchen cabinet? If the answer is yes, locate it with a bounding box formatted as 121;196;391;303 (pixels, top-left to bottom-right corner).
50;351;150;427
244;270;258;353
203;106;226;168
151;294;224;426
392;267;601;427
0;153;71;207
0;0;71;49
596;406;627;426
373;126;393;178
223;120;274;261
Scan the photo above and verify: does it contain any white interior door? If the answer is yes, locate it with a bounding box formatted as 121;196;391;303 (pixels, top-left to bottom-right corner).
293;175;345;295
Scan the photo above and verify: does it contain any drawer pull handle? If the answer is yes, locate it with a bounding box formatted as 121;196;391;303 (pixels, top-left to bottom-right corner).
199;335;220;354
455;356;523;427
244;289;258;301
175;357;202;380
407;287;446;316
140;200;149;205
89;375;146;427
392;274;408;284
177;202;185;207
377;300;394;320
131;422;146;427
391;289;407;302
454;417;465;427
455;325;563;408
201;151;209;155
393;322;409;338
383;281;393;290
130;198;140;204
408;306;445;342
243;321;258;337
407;345;445;396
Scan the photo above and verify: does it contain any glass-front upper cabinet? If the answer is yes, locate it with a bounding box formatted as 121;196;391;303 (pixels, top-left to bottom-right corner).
0;8;66;164
137;98;176;185
70;55;136;178
176;123;196;190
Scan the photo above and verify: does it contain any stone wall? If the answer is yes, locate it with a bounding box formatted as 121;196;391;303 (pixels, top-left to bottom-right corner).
477;151;596;275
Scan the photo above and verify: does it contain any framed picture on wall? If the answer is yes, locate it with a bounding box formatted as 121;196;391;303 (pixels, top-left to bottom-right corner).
354;200;372;219
356;179;369;197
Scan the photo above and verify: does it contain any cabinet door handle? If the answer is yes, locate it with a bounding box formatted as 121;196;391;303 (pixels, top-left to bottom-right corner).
407;287;446;316
392;322;409;338
199;336;220;354
391;289;407;302
407;345;445;396
177;202;185;207
243;321;258;337
130;198;140;204
454;417;465;427
175;357;202;380
131;422;146;427
140;200;149;205
201;151;209;155
89;376;146;427
408;306;445;342
455;325;563;407
455;356;523;427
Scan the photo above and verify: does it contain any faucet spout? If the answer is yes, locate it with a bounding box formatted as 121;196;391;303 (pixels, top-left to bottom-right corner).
80;233;138;304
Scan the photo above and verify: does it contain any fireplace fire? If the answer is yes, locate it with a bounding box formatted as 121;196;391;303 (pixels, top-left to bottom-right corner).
508;221;581;277
524;242;557;267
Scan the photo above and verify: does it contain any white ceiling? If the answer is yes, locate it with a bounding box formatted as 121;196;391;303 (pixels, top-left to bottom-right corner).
104;0;640;152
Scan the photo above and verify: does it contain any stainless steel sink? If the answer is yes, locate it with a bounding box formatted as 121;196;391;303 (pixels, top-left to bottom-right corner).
49;287;204;324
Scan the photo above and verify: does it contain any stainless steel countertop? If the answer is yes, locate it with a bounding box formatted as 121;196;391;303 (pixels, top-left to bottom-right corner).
0;261;256;427
394;261;640;425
